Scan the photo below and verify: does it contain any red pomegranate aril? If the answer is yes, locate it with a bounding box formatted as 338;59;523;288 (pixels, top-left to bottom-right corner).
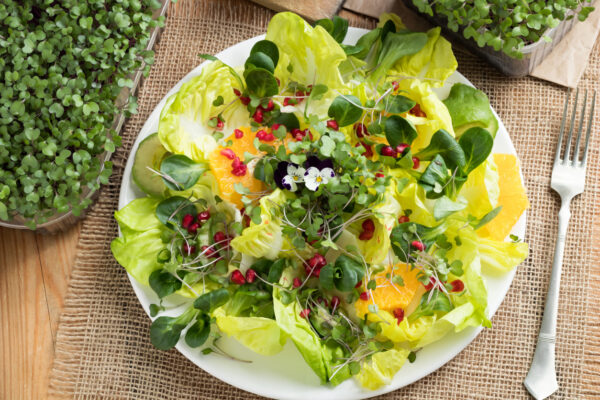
330;296;340;310
187;222;199;235
271;123;282;132
213;231;227;244
299;309;311;318
398;215;410;224
450;279;465;293
232;165;247;176
256;130;267;140
359;291;370;301
245;269;257;283
411;240;425;251
356;142;373;158
197;210;210;222
375;172;384;178
380;146;397;157
181;213;194;229
424;277;436;291
355;280;362;288
275;77;281;86
354;123;367;138
395;143;409;155
261;133;275;142
359;230;374;240
393;308;405;324
293;277;302;288
232;157;242;168
253;109;263;123
410;103;426;118
220;148;235;160
264;99;274;111
283;97;292;107
317;297;329;307
308;254;327;270
240;96;250;105
230;270;246;285
391;81;399;91
362;219;375;232
233;88;241;97
326;119;339;130
412;157;420;169
201;245;218;258
182;243;196;256
295;90;305;98
215;119;224;130
234;128;244;138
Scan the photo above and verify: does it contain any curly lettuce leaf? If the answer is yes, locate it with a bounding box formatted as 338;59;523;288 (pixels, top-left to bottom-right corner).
478;238;529;275
266;12;347;90
443;83;499;138
213;307;287;356
356;346;410;390
230;189;291;259
459;158;500;220
158;61;246;162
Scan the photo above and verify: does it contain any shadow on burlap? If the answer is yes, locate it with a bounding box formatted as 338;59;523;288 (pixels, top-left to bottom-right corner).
48;0;600;398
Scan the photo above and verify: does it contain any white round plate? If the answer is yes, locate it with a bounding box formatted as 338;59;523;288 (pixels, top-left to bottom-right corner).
118;28;526;400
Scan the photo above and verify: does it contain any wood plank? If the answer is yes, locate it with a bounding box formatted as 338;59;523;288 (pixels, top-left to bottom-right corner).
0;228;54;400
35;223;80;340
249;0;345;21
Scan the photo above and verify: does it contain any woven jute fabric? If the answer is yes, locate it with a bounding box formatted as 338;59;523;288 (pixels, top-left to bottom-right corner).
48;0;600;398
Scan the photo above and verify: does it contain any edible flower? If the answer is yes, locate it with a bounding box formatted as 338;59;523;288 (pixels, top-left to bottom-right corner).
303;156;335;191
274;162;305;191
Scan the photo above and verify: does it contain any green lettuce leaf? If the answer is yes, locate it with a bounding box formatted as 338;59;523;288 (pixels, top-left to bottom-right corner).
459;158;500;220
356;346;410;390
266;12;347;90
158;61;246;162
213;307;287;356
478;237;529;275
443;83;499;138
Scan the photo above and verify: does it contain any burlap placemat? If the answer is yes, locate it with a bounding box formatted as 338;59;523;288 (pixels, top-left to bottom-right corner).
48;0;600;398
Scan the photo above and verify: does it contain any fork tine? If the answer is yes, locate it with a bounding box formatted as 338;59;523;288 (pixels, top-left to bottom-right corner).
563;88;580;163
572;89;588;164
582;90;596;166
555;89;572;163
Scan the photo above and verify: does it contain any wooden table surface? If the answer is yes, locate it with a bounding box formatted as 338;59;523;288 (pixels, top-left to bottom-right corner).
0;224;80;399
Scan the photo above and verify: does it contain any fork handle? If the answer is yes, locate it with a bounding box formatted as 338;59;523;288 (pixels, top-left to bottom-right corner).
524;199;571;399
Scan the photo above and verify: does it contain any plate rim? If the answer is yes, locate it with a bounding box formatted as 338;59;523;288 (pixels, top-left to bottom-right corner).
117;28;526;400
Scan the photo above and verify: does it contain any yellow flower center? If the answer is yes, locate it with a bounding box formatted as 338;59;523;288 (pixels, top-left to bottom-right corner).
316;176;322;183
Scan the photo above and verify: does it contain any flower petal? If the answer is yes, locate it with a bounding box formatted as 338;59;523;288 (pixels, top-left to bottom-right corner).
304;167;321;191
281;175;298;191
274;161;290;189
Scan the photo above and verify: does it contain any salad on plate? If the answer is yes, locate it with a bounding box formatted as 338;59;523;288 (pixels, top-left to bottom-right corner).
111;12;529;390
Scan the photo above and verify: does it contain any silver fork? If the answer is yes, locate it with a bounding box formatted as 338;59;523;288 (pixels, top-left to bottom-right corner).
524;88;596;399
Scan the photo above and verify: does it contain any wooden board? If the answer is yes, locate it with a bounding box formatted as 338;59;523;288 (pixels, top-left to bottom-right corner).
250;0;345;21
0;224;79;399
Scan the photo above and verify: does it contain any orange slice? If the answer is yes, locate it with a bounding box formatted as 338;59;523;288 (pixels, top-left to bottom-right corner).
479;153;529;241
208;127;265;208
355;263;425;317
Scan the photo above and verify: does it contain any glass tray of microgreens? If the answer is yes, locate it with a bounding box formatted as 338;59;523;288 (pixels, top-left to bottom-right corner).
111;12;529;396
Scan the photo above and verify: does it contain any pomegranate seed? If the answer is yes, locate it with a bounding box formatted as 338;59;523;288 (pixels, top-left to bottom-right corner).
398;215;410;224
242;213;251;227
264;99;274;111
293;277;302;288
359;230;374;240
330;296;340;310
410;104;426;118
182;243;196;255
380;145;397;157
424;277;436;291
256;129;267;140
232;165;247;176
271;123;282;132
393;308;405;324
356;142;373;158
359;291;370;301
354;123;367;138
213;231;227;244
362;219;375;232
355;280;363;288
375;172;384;178
326;119;339;130
308;254;327;270
411;240;425;251
395;143;409;155
231;157;242;168
283;97;292;107
307;84;313;93
181;213;194;229
391;81;399;91
234;128;244;138
187;222;199;235
295;90;305;98
261;133;275;142
230;270;246;285
245;269;257;283
317;297;329;307
197;210;210;222
233;88;241;97
412;157;420;169
240;96;250;105
220;148;235;160
450;279;465;292
275;77;281;86
253;109;263;123
201;245;218;258
299;309;311;318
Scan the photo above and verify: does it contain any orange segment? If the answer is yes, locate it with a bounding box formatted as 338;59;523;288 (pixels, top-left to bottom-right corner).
479;153;529;241
355;263;425;317
209;127;265;208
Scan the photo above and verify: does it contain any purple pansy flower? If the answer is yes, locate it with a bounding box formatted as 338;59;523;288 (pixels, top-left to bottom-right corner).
274;161;305;191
